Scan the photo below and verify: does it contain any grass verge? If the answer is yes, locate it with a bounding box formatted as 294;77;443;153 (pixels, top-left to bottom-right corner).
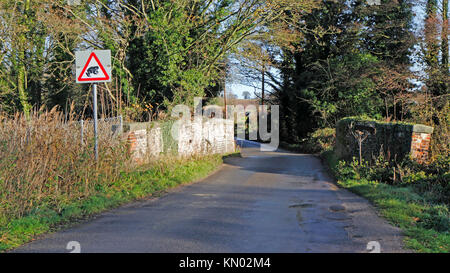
0;154;225;252
322;150;449;253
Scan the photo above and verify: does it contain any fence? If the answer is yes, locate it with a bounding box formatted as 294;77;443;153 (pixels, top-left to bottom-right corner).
79;116;123;146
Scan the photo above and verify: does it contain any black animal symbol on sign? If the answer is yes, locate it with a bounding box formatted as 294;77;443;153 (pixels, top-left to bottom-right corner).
86;66;99;77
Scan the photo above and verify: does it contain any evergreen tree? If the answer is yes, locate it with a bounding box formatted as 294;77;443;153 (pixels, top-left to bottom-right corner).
276;0;415;141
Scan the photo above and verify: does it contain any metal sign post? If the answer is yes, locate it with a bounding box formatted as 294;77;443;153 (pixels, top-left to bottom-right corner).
92;83;99;161
75;50;111;161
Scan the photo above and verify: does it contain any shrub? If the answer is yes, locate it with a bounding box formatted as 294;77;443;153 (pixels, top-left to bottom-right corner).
282;127;335;154
310;128;336;151
326;151;449;252
330;146;449;205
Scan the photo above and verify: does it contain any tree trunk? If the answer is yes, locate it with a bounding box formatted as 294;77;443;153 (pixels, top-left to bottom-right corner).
17;0;32;119
442;0;449;93
261;63;265;105
425;0;440;96
393;95;396;121
17;63;31;119
385;97;389;119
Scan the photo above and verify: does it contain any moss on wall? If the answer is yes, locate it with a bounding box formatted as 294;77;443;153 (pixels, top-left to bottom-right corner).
160;120;178;155
336;118;433;163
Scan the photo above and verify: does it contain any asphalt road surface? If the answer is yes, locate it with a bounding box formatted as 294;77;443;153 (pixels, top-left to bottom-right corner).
14;140;406;253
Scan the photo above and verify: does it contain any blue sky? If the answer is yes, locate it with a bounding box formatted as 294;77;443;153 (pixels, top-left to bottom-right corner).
227;83;256;99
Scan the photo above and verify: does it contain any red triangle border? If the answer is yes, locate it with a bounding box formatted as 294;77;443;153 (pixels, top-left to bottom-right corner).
77;52;110;82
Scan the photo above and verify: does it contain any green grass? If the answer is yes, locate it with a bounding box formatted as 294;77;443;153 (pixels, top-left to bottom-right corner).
322;150;450;253
0;154;224;252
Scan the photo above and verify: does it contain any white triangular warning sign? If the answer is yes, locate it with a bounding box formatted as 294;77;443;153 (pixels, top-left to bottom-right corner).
77;52;110;82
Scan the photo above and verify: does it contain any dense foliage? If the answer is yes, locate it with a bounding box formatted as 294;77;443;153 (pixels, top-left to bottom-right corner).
0;0;317;120
273;0;420;142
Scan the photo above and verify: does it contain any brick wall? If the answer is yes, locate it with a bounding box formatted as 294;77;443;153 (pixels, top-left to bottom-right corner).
124;119;235;163
411;132;432;163
336;118;433;163
127;129;147;163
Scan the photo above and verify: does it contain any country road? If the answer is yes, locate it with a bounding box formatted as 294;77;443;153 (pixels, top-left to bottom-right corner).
14;140;406;253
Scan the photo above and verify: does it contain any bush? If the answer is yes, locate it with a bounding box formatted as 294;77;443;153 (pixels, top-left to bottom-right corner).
398;156;450;205
309;128;336;151
282;127;335;154
323;150;450;252
332;152;449;205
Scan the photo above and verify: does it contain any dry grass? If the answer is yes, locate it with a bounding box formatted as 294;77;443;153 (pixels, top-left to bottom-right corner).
0;108;129;223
